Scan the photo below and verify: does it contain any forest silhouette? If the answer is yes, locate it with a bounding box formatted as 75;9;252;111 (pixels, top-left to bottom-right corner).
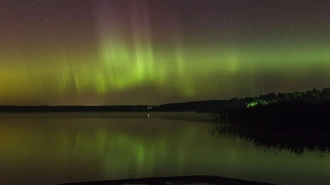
0;87;329;114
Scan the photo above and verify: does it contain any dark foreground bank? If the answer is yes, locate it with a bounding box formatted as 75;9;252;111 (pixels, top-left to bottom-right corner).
58;175;276;185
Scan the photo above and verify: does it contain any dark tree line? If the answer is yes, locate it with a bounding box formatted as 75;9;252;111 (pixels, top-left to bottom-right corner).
1;87;329;113
247;87;330;108
0;105;155;113
157;87;330;112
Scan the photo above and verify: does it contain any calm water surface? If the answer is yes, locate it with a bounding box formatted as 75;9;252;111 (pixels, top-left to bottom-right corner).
0;112;329;185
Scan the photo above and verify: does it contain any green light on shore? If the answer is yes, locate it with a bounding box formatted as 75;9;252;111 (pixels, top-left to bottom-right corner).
246;100;270;108
247;102;258;108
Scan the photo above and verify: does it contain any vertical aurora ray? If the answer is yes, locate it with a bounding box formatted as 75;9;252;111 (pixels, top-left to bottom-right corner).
129;0;155;83
93;0;158;93
0;0;330;105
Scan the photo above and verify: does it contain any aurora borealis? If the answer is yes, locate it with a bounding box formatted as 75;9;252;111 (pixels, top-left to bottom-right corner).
1;0;330;105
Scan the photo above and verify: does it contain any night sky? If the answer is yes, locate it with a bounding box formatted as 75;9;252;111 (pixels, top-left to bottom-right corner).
1;0;330;105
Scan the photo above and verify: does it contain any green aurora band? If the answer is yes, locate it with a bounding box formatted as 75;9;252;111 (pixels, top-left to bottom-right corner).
0;0;330;105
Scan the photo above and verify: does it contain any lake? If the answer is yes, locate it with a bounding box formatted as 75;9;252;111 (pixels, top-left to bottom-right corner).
0;112;329;185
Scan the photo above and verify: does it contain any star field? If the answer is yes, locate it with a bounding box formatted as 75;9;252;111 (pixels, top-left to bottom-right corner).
0;0;330;105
